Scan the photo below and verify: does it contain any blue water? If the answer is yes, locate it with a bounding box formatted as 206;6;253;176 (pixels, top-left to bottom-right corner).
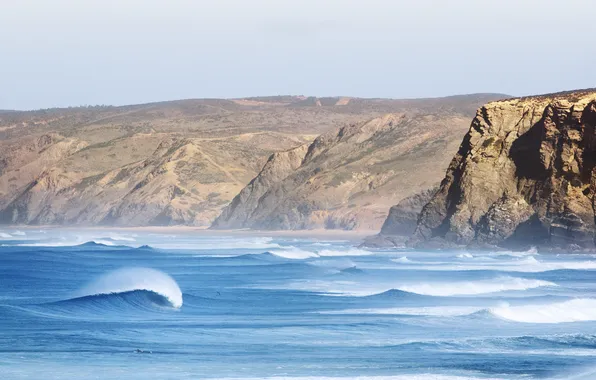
1;229;596;379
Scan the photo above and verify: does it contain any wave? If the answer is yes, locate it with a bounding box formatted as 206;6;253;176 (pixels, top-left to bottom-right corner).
15;239;133;248
48;289;178;313
339;266;365;274
257;247;374;260
266;275;556;298
317;248;375;257
217;375;509;380
397;277;555;297
75;267;182;308
320;306;486;316
390;255;596;273
489;298;596;323
0;232;13;238
268;248;319;260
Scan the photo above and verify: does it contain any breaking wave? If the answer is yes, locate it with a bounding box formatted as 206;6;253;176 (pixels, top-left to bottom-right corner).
75;267;182;308
397;277;556;297
257;247;375;260
489;299;596;323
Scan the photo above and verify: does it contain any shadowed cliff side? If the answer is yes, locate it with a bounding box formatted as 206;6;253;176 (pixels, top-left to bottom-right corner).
362;187;437;247
411;89;596;251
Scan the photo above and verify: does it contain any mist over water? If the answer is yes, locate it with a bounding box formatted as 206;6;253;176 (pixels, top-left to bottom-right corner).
1;229;595;379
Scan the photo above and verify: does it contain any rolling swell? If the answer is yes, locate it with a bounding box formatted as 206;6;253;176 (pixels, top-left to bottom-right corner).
47;289;177;313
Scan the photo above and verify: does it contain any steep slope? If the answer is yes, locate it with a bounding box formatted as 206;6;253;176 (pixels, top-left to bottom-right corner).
412;89;596;250
212;94;507;231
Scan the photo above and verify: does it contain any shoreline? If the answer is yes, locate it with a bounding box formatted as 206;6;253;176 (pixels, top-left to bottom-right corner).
2;225;378;242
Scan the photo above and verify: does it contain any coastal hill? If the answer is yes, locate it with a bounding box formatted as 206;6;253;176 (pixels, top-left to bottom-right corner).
405;89;596;250
212;94;507;231
0;94;504;226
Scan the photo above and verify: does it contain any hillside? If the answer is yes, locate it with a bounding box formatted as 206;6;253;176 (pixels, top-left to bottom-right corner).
0;94;504;226
212;94;507;231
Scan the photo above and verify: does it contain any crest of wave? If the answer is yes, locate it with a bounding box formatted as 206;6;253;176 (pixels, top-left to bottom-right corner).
269;247;373;259
76;267;183;308
399;277;555;296
490;299;596;323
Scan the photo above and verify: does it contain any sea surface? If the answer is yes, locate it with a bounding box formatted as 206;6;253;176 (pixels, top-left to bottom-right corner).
1;229;595;380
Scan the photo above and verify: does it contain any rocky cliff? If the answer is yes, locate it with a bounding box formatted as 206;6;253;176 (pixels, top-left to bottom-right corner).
412;89;596;250
362;187;437;247
212;95;505;231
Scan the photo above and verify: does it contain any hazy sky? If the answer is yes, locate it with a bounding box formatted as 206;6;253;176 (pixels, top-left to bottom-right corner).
1;0;594;110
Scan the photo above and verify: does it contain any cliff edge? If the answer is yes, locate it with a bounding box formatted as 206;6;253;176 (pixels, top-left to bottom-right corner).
412;89;596;251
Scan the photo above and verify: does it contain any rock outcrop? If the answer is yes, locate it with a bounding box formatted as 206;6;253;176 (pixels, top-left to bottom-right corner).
412;89;596;251
362;187;437;247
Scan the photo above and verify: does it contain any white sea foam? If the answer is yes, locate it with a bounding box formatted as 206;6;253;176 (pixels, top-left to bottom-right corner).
317;248;375;257
269;248;319;260
490;299;596;323
319;306;485;316
220;375;507;380
393;256;411;263
107;234;136;242
76;267;183;308
0;232;13;238
149;236;282;250
389;255;596;273
398;277;556;296
11;230;26;236
260;276;555;297
266;247;373;260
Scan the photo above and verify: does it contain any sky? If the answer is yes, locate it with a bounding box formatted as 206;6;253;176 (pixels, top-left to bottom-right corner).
1;0;595;110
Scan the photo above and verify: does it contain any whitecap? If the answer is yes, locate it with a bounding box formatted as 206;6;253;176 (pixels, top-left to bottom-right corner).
399;277;556;297
319;306;485;317
490;298;596;323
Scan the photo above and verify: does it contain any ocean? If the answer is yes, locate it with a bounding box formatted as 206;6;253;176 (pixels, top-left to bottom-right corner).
0;229;595;379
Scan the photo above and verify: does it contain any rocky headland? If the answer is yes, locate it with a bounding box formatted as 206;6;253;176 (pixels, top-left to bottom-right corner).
408;89;596;251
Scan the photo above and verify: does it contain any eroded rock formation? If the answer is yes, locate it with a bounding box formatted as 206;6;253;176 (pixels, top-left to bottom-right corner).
412;90;596;250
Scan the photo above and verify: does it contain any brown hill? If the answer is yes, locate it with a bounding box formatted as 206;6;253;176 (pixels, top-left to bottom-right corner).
0;94;505;226
212;94;507;231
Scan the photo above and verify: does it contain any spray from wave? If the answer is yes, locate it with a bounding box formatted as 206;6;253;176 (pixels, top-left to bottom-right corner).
75;267;183;308
261;247;375;260
490;299;596;323
398;277;556;297
270;276;556;297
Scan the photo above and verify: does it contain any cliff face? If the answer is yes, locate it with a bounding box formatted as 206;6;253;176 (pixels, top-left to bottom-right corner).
212;106;490;230
412;90;596;250
361;187;437;247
